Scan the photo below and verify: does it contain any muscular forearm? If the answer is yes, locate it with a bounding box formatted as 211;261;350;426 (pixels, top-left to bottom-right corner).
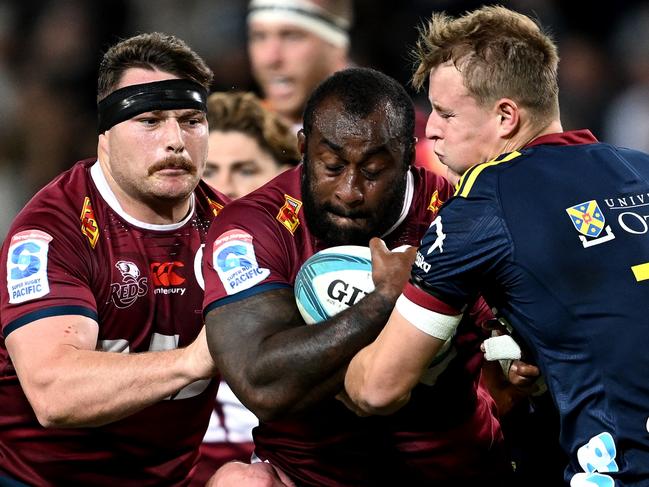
210;288;398;420
250;289;396;418
30;347;205;427
10;324;214;428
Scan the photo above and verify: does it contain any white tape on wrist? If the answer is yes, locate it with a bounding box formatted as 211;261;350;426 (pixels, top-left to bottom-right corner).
483;334;522;361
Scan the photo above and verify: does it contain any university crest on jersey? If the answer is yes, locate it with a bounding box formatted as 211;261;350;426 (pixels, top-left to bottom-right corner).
566;200;615;248
80;197;99;248
276;194;302;234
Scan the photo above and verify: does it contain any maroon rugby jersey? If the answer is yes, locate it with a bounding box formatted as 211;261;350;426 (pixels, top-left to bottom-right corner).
0;159;228;486
202;165;508;486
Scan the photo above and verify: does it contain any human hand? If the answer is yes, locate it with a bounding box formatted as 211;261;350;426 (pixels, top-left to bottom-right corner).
508;359;543;394
369;237;417;302
480;324;545;395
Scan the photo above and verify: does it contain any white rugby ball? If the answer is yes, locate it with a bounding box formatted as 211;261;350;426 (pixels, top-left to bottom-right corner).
294;245;374;324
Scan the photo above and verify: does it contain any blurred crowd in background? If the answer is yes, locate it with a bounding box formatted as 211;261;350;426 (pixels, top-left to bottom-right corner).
1;0;649;239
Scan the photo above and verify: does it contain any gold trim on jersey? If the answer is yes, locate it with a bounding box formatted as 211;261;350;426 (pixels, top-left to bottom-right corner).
455;151;522;198
207;197;224;216
277;194;302;234
80;196;99;248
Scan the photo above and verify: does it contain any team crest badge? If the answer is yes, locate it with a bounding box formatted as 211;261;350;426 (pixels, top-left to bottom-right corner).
427;190;444;216
566;200;615;248
277;194;302;234
109;261;148;308
80;197;99;248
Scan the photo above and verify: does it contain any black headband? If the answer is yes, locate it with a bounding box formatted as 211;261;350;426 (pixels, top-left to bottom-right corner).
97;79;208;134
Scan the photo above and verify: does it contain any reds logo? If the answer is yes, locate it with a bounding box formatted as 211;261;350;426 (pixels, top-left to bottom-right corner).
109;261;148;308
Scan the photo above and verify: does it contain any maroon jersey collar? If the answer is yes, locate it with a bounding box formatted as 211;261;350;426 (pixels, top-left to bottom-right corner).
526;129;598;148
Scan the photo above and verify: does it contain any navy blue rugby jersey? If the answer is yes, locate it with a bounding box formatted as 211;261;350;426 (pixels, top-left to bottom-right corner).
402;130;649;486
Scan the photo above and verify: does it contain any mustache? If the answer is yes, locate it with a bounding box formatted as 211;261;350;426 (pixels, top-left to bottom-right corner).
322;204;371;219
148;156;195;176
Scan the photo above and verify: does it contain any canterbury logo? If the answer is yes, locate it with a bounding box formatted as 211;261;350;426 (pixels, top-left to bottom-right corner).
150;261;186;286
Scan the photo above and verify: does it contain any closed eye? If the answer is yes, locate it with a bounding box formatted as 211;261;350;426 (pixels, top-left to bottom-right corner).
325;164;345;175
361;169;381;180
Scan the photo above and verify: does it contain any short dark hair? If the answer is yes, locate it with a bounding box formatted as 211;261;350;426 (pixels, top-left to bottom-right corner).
97;32;213;102
302;67;415;152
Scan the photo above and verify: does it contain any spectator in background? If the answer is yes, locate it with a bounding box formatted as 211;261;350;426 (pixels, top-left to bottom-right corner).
191;90;299;486
247;0;352;132
246;0;447;176
204;91;300;198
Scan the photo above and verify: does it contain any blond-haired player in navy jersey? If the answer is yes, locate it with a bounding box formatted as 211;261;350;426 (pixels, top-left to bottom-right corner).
0;32;229;485
347;6;649;486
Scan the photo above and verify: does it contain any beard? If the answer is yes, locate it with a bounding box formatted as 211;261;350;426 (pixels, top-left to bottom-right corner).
301;157;408;247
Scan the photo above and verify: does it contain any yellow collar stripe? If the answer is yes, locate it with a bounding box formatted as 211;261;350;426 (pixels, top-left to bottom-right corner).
455;151;522;198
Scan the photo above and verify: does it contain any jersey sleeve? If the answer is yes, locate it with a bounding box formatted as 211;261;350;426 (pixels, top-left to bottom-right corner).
202;201;293;314
398;195;511;337
1;216;98;337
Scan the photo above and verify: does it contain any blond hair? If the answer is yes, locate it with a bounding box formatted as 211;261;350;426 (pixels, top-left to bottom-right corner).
207;91;300;167
412;5;559;125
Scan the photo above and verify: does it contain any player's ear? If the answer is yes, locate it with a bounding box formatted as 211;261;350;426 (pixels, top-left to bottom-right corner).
496;99;519;138
297;129;306;156
97;132;109;159
407;137;417;166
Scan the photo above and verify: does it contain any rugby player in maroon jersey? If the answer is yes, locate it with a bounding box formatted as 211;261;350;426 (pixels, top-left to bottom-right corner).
0;33;228;485
202;67;512;486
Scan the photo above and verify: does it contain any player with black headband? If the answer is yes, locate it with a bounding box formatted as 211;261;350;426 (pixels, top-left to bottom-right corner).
0;32;228;485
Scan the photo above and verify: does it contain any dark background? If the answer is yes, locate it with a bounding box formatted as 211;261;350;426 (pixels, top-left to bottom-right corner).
1;0;648;237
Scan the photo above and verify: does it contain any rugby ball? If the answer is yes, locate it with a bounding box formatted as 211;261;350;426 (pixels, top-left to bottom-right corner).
294;245;374;324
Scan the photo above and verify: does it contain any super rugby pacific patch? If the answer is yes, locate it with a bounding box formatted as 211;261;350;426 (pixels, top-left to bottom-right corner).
7;229;53;303
212;230;269;295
